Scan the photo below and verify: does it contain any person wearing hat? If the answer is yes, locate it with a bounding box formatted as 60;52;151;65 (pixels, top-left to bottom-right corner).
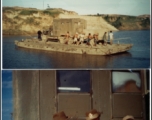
86;109;101;120
122;115;134;120
53;111;68;120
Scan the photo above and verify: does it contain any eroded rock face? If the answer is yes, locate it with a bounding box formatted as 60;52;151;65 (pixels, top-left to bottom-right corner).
3;7;118;36
2;7;78;35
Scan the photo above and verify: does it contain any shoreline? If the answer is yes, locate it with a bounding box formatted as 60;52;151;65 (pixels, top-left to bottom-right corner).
2;29;150;37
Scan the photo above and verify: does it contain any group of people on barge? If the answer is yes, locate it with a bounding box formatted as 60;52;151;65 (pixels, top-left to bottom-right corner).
37;29;114;46
64;31;114;46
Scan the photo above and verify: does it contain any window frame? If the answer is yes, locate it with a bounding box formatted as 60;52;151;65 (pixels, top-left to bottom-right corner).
56;70;92;94
111;70;143;94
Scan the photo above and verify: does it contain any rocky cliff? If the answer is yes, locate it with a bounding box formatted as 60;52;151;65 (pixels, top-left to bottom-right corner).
2;7;78;35
2;7;118;36
3;7;149;35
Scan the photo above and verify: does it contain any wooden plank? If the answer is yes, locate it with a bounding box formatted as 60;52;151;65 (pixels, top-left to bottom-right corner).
92;70;112;120
112;94;143;117
111;118;143;120
13;71;19;120
13;70;39;120
58;93;91;117
39;70;56;120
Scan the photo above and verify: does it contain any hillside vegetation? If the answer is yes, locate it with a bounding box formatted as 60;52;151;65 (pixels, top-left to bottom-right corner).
2;7;150;35
2;7;77;35
100;14;150;30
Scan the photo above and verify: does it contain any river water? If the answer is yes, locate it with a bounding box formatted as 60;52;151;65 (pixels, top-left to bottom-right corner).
2;30;150;69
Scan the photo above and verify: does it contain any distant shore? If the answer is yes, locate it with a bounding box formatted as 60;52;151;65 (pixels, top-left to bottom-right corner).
2;29;150;37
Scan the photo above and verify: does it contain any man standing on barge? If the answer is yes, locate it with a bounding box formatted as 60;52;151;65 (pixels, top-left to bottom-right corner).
37;30;42;40
109;31;113;45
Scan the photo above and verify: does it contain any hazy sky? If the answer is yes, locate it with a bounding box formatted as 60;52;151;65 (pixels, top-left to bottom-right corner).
2;0;151;15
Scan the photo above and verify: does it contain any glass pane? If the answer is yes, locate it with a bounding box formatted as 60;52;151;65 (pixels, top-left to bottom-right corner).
112;71;141;93
57;70;91;93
